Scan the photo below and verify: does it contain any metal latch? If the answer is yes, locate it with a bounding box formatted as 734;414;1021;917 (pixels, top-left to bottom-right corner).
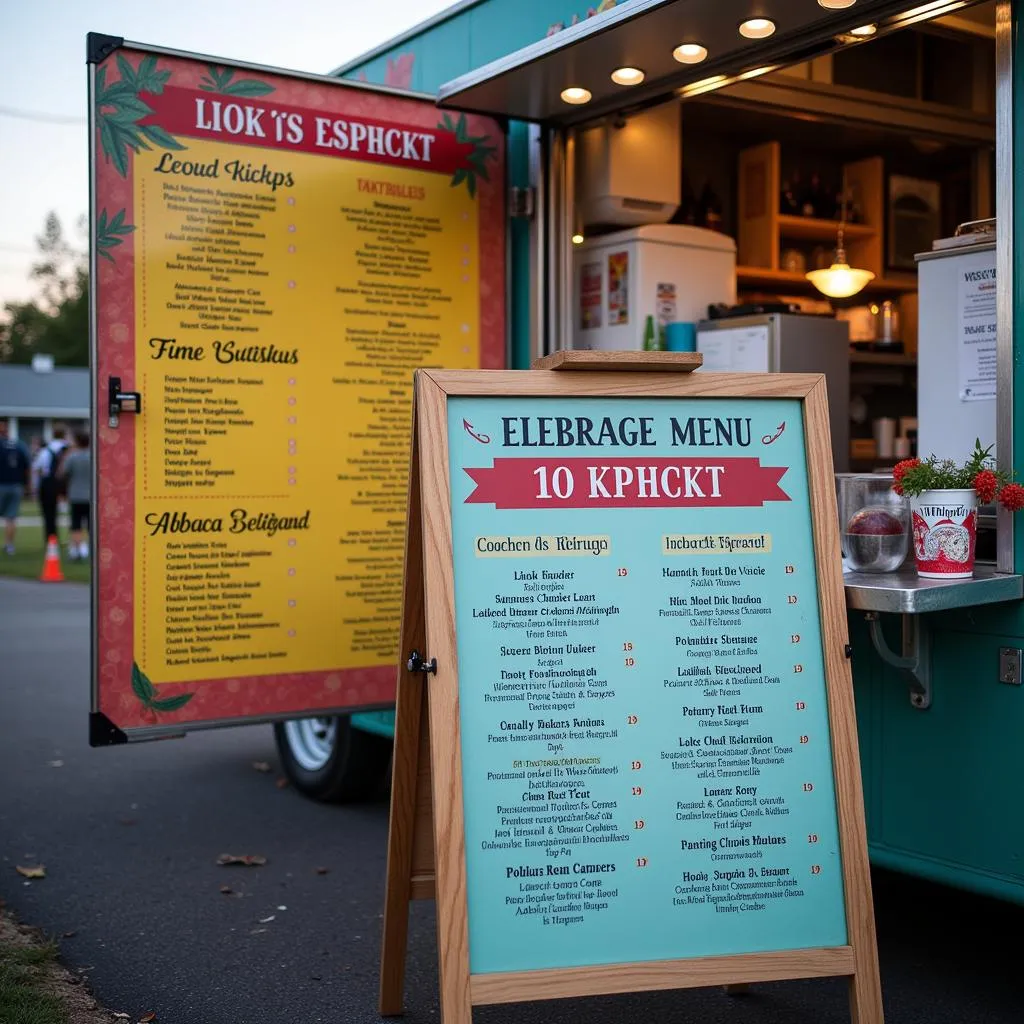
509;186;535;219
999;647;1021;686
108;376;142;428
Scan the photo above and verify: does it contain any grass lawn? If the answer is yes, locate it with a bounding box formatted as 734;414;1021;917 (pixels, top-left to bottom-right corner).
0;907;113;1024
0;934;65;1024
0;528;90;584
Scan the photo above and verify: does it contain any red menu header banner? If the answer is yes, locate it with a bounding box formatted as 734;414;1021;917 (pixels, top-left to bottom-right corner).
137;87;477;174
464;458;790;509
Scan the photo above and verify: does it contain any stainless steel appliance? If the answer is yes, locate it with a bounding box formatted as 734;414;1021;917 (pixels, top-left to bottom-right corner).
695;313;850;471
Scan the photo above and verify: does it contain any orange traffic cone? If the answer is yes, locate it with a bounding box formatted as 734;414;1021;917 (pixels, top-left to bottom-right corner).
39;535;64;583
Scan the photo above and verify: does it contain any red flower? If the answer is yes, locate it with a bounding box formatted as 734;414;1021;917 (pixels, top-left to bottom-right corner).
998;483;1024;512
891;458;920;496
973;469;999;504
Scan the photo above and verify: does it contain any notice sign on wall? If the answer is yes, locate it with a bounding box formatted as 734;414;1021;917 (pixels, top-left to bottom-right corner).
957;259;997;402
88;37;504;741
380;360;881;1024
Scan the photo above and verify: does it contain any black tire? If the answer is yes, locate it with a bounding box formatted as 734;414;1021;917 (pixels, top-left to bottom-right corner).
273;715;392;802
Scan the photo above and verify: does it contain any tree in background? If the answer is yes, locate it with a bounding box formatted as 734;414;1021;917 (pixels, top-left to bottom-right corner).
0;212;88;366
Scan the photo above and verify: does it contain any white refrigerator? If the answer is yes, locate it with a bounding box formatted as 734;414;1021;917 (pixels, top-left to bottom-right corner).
695;313;851;472
572;224;736;350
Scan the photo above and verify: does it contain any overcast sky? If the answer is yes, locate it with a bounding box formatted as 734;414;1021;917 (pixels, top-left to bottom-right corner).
0;0;453;306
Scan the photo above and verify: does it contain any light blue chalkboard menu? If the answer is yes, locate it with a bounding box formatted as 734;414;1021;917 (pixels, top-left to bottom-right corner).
446;395;848;975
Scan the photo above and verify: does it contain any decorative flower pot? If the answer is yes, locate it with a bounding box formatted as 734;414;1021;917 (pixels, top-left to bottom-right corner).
909;488;978;579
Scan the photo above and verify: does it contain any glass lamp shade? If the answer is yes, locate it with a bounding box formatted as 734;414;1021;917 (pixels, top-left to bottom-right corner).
805;262;875;298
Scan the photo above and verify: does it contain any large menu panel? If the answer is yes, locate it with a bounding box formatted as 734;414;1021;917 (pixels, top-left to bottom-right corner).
446;396;847;973
91;44;503;735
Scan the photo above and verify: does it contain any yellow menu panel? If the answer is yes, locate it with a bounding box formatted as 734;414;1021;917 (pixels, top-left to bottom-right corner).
132;138;479;683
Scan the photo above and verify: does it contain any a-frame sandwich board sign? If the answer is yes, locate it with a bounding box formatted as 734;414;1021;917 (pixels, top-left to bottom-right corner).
380;352;882;1024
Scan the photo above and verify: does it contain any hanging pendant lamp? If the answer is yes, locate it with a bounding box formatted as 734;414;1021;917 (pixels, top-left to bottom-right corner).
806;175;874;298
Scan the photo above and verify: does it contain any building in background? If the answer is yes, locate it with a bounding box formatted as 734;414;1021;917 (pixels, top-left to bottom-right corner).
0;356;89;444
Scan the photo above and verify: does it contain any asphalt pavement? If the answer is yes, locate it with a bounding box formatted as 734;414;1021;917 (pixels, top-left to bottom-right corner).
1;577;1022;1024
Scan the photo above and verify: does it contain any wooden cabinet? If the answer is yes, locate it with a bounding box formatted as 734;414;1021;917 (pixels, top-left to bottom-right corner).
736;141;916;294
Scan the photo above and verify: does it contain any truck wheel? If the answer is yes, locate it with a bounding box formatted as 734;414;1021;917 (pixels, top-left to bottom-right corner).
273;715;392;802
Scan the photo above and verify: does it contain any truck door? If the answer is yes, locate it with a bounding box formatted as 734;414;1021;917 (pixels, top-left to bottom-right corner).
88;34;505;743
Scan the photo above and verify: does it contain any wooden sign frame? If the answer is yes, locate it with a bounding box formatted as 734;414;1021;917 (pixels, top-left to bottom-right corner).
380;362;882;1024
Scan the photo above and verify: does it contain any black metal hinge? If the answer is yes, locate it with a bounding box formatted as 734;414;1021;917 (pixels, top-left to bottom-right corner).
407;650;437;675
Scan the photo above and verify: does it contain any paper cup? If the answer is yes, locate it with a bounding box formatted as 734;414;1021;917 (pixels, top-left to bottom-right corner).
665;322;696;352
910;489;978;579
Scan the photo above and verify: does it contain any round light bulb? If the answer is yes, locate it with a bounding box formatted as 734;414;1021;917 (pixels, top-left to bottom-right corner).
739;18;776;39
560;86;592;105
572;233;585;245
850;23;877;36
673;43;708;64
818;0;857;9
610;67;645;86
806;263;875;299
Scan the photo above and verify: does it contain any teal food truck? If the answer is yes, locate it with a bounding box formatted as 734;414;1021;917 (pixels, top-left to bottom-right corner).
273;0;1024;908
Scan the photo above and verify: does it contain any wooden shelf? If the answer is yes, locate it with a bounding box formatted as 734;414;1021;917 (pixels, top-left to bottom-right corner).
778;214;874;242
849;457;902;470
736;265;919;294
849;351;917;366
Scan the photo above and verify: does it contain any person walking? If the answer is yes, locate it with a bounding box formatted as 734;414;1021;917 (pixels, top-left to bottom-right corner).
0;420;30;555
61;431;92;561
34;425;69;547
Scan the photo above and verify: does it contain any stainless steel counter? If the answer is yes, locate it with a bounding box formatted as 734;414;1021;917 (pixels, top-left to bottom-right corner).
844;565;1024;614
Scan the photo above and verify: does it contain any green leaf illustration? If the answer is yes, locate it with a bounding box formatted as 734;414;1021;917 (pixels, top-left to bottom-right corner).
109;94;154;120
199;65;275;97
129;662;193;714
96;54;185;179
444;117;497;198
139;123;185;150
98;81;138;106
468;154;490;182
115;53;138;90
222;79;275;97
131;662;156;702
102;121;129;177
149;693;195;712
96;206;136;265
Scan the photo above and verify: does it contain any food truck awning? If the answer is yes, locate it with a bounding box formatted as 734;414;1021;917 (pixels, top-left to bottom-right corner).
437;0;981;124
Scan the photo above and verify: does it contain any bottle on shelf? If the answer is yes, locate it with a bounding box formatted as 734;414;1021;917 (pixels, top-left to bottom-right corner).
642;314;660;351
801;171;823;218
699;181;724;232
818;181;837;222
780;177;799;216
834;181;860;224
787;169;805;217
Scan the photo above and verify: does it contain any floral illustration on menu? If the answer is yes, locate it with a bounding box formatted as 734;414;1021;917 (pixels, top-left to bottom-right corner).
131;662;194;718
198;65;276;97
438;112;498;198
95;53;183;177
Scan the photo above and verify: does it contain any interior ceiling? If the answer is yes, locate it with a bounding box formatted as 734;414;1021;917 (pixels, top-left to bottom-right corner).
681;97;984;163
438;0;992;125
948;0;996;25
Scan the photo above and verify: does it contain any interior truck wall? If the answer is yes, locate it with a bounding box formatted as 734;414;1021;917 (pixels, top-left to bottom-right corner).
848;2;1024;907
336;0;626;371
